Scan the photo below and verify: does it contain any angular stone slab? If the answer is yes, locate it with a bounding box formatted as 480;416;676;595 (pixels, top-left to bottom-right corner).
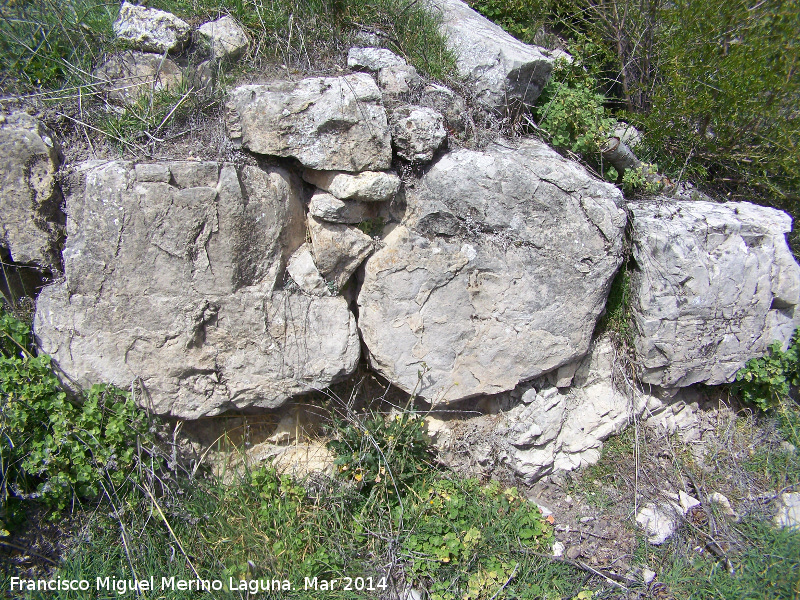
630;199;800;387
197;16;249;62
308;215;374;290
302;169;400;202
34;160;360;418
358;138;626;403
429;0;567;111
0;112;64;270
226;74;392;171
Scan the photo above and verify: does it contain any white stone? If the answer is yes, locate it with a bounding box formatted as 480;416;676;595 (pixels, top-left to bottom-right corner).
378;65;422;96
552;541;565;557
308;215;374;290
93;51;183;105
775;492;800;530
113;1;190;54
630;200;800;387
347;47;407;71
302;169;400;202
0;112;63;270
287;243;330;296
642;569;657;584
390;106;447;163
358;139;626;405
428;0;565;110
197;16;249;61
308;190;379;224
226;75;392;171
34;161;360;418
636;503;678;545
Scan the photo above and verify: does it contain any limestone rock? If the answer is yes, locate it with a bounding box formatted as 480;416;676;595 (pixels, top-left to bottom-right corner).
302;169;400;202
419;83;468;131
428;0;565;110
636;503;678;545
0;112;64;270
287;243;329;296
498;337;635;481
390;106;447;163
34;160;360;418
358;138;626;403
377;65;422;97
630;199;800;387
308;191;379;224
93;51;183;105
308;215;374;290
347;47;407;71
226;75;392;171
775;492;800;530
113;1;191;54
197;16;249;62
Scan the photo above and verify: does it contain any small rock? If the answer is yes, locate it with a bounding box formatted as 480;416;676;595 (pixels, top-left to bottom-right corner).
197;16;249;62
302;169;400;202
565;545;581;560
708;492;737;519
613;123;643;147
347;47;407;71
308;191;379;224
418;83;468;132
93;51;183;105
775;492;800;530
781;441;797;454
579;516;595;523
113;1;191;54
564;495;572;505
636;503;677;545
552;541;565;557
679;490;701;513
287;243;330;296
308;216;374;289
642;568;657;584
390;106;447;163
377;64;422;97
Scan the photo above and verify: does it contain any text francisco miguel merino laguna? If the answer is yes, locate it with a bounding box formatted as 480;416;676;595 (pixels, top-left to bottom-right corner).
10;575;389;594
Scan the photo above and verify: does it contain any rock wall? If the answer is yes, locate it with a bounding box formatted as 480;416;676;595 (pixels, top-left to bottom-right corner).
2;0;798;477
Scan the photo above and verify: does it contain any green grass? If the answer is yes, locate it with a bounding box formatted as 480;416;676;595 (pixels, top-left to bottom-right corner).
657;518;800;599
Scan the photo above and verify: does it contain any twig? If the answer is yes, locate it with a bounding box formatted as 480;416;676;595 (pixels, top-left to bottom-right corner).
0;540;57;565
526;551;633;589
488;562;518;600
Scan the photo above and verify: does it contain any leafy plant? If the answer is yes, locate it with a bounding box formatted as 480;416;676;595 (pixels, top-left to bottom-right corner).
403;478;554;599
621;163;662;195
357;217;385;238
0;306;152;531
733;333;799;411
535;56;616;156
327;409;433;498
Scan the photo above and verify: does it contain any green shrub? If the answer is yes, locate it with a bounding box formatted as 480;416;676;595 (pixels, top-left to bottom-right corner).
327;409;433;498
0;307;152;533
403;478;554;600
534;55;616;157
733;333;799;412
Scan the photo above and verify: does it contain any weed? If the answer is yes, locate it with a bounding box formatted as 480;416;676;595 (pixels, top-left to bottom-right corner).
621;163;662;195
594;261;632;342
357;217;385;238
733;333;800;411
0;306;155;531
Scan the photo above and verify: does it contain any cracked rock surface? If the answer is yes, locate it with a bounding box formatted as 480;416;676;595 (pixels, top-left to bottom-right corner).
357;138;627;403
0;112;64;271
630;199;800;387
34;160;360;418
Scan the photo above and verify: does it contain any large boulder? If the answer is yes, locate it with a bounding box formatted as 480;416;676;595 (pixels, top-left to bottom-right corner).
357;138;627;403
113;1;191;54
0;112;64;271
226;74;392;171
428;0;566;111
630;199;800;387
34;160;360;418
